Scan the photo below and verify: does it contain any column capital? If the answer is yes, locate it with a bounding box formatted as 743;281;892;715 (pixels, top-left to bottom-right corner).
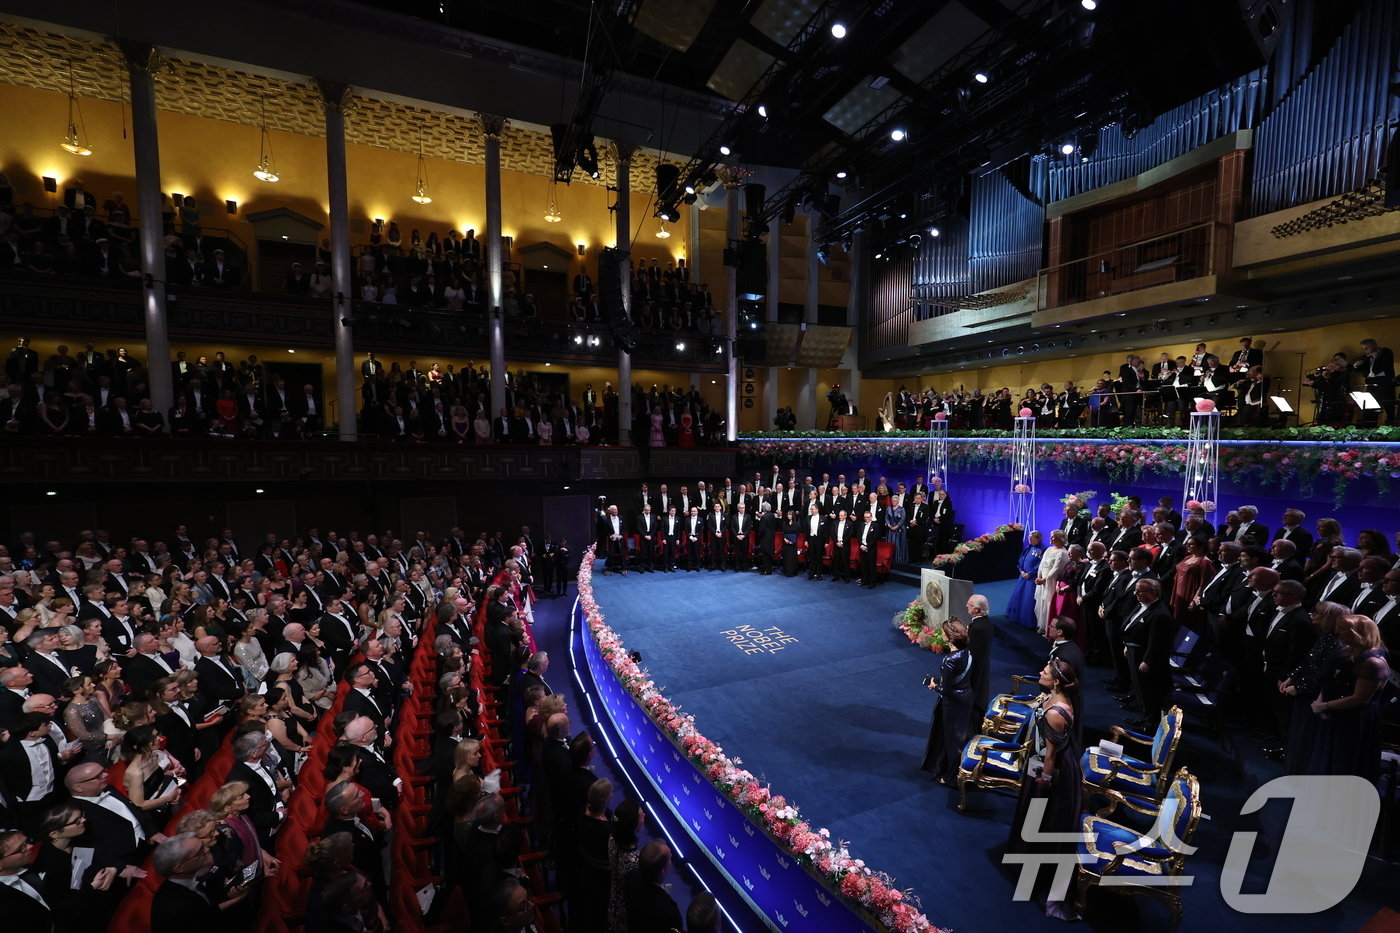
314;79;353;112
718;165;752;188
611;142;638;164
476;113;509;137
116;40;162;75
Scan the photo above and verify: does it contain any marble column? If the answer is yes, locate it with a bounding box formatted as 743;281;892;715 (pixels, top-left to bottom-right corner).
119;42;172;418
478;113;508;417
316;79;356;439
615;145;636;446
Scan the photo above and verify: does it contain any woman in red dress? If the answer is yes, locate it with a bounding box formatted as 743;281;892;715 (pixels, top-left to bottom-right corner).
1171;536;1216;631
678;407;695;448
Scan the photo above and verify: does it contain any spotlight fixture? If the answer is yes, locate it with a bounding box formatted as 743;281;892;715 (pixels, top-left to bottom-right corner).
59;60;92;156
973;72;989;84
252;97;280;182
890;128;907;141
1081;0;1097;9
830;22;847;39
874;251;883;259
928;226;940;237
573;334;584;345
655;218;671;239
835;171;848;179
675;341;686;351
719;145;731;156
411;124;433;204
543;182;562;223
757;104;768;118
684;184;696;195
1059;142;1076;155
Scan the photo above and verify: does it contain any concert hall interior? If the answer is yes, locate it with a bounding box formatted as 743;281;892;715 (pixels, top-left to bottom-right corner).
0;0;1398;932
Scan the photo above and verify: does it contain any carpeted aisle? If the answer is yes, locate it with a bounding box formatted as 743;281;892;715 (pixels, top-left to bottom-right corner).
589;566;1395;933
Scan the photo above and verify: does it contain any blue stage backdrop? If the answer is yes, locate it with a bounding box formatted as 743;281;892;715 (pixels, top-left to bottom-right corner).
746;440;1395;546
573;599;879;933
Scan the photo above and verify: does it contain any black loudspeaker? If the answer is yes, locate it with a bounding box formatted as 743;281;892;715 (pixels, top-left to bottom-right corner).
735;337;767;361
1101;0;1282;117
656;164;680;202
743;183;766;219
735;238;767;298
598;248;639;353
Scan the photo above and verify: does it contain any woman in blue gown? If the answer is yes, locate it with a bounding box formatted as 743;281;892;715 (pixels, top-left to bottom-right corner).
1006;530;1044;628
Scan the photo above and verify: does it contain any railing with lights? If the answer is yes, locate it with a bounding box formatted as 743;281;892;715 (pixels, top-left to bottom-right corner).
1037;221;1220;311
0;277;726;370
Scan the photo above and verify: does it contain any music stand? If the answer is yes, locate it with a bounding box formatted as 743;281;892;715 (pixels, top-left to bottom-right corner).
1351;391;1381;411
1270;395;1294;428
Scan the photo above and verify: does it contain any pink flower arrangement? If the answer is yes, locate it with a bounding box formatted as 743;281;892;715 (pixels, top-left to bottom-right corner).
742;438;1397;506
578;549;943;933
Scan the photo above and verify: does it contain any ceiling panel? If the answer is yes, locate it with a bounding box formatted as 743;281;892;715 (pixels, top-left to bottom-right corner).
822;81;906;136
888;3;989;84
706;38;776;101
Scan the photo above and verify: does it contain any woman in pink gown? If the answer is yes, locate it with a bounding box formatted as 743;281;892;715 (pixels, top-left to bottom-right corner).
1049;544;1086;648
649;411;665;447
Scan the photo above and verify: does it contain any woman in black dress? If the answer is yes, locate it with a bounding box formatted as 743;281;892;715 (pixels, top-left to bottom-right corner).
920;622;973;783
781;509;801;577
1305;614;1390;782
1007;658;1081;921
1281;600;1347;774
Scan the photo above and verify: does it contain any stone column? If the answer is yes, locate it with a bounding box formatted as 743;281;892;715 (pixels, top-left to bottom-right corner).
724;177;741;442
316;79;356;439
614;145;636;446
119;42;172;417
478;113;508;417
798;215;820;430
688;202;702;284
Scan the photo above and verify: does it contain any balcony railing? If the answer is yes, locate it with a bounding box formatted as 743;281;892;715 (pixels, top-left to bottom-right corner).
1037;221;1221;311
0;276;725;370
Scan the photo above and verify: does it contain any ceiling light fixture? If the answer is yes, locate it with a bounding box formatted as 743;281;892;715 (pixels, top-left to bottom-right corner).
928;226;940;236
757;104;768;118
719;145;731;156
890;128;907;142
973;72;989;84
655;218;671;239
252;97;280;182
411;124;433;204
1060;142;1076;155
59;60;92;156
836;170;847;179
1081;0;1098;9
543;181;562;223
830;22;847;39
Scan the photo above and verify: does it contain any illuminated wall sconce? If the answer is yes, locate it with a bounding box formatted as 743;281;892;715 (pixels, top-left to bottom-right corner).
172;192;184;203
225;199;238;215
577;243;586;256
42;176;57;193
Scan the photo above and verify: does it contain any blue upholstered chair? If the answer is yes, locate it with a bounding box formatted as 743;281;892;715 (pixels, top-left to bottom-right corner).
1081;706;1184;810
980;673;1042;737
956;709;1034;812
1074;768;1201;932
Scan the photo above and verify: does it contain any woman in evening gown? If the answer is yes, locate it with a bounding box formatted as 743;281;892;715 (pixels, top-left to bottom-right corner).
1007;658;1082;921
1007;531;1044;629
1034;530;1070;637
920;622;973;784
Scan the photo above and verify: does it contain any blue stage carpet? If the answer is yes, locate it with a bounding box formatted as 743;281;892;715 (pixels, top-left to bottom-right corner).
589;566;1395;933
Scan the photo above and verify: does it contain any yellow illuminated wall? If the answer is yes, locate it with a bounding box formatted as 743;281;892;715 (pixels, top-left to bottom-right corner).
0;84;688;276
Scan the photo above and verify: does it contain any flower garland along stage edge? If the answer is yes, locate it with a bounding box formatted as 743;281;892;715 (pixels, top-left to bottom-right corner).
927;523;1025;574
577;548;944;933
896;600;949;654
738;438;1400;504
